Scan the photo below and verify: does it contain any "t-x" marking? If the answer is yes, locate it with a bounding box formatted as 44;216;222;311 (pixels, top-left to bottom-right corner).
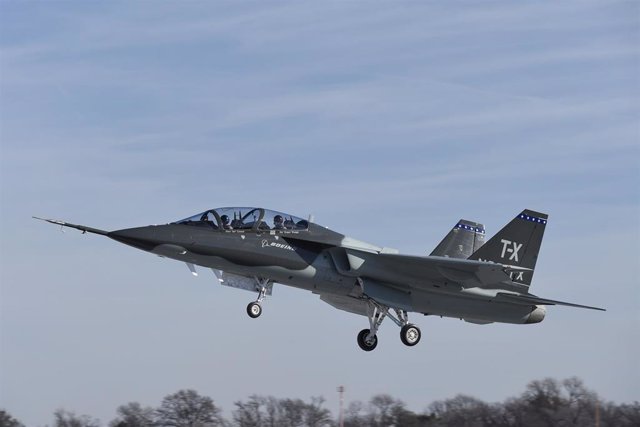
500;239;522;262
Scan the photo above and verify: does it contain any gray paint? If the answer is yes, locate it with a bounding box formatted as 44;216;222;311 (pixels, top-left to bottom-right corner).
34;206;604;351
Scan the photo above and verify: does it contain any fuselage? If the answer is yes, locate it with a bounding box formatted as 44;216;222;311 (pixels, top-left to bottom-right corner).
108;220;544;325
36;206;607;351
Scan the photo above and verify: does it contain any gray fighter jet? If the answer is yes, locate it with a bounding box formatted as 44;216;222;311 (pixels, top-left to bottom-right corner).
35;207;604;351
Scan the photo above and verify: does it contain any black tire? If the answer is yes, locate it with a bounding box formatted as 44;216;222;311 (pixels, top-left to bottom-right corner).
247;302;262;318
357;329;378;351
400;324;421;346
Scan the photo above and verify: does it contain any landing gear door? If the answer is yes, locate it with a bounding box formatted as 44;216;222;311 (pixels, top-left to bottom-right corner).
213;270;273;296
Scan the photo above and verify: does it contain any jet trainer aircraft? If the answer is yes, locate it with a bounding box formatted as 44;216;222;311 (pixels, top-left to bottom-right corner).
35;207;604;351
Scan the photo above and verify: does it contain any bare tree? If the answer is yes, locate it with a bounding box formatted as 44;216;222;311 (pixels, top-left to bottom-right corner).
232;395;332;427
342;395;424;427
428;394;494;427
601;401;640;427
233;395;264;427
423;377;635;427
560;377;598;426
343;401;366;427
155;390;223;427
232;395;283;427
53;409;100;427
109;402;155;427
303;397;333;427
26;377;640;427
500;397;531;427
521;378;566;426
368;394;397;427
0;410;25;427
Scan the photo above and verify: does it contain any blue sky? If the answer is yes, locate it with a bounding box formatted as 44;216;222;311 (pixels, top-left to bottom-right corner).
1;2;638;426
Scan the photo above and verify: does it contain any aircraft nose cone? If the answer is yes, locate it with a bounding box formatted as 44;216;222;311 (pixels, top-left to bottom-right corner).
109;226;158;251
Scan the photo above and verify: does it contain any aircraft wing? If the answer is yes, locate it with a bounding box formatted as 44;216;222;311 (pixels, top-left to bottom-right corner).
339;251;605;311
343;250;526;289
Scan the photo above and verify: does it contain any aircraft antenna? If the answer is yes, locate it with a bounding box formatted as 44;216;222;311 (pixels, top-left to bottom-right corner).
337;385;345;427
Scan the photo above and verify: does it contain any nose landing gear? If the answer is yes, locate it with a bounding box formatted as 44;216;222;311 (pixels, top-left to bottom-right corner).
246;277;271;319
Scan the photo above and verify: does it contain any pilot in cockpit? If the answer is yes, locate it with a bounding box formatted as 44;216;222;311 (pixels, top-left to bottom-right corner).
221;215;233;230
273;215;285;230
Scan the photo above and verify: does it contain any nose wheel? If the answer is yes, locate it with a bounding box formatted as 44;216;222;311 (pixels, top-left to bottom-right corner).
247;302;262;318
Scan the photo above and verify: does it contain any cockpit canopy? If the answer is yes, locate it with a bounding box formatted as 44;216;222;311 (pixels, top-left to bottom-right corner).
174;207;309;232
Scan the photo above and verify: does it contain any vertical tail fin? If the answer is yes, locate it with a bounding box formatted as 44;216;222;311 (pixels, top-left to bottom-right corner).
468;209;548;288
430;219;485;259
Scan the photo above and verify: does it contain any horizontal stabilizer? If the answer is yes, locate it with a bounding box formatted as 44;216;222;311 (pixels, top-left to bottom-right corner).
496;292;605;311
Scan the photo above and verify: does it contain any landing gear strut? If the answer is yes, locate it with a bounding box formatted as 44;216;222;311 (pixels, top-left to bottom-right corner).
246;277;271;319
356;299;422;351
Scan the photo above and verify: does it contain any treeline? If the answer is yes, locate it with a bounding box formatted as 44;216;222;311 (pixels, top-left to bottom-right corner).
1;377;639;427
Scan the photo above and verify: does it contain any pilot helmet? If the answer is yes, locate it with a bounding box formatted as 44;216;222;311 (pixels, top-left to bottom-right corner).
274;215;283;224
221;215;230;224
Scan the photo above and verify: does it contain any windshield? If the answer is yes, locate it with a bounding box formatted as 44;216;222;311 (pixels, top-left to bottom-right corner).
260;209;308;231
173;207;309;231
173;209;220;229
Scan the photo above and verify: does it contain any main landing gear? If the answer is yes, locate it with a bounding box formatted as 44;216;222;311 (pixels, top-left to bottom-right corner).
357;299;422;351
246;277;271;319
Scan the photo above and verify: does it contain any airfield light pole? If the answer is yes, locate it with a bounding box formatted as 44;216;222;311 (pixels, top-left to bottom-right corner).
337;385;345;427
